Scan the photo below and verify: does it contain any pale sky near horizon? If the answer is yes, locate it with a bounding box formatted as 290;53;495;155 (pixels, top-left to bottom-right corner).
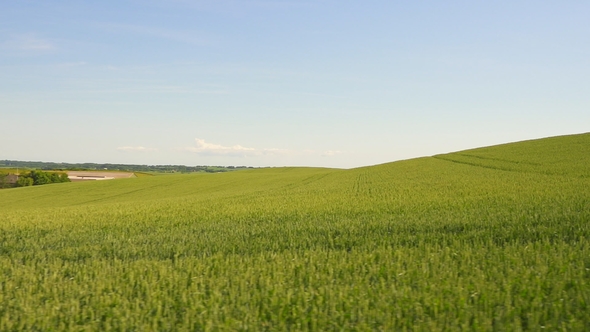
1;1;589;168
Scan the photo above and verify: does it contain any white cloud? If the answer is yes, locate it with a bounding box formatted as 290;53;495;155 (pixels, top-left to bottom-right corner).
97;23;209;45
321;150;343;157
57;61;87;67
179;139;344;159
3;34;55;51
149;0;318;11
117;146;158;152
180;138;289;157
302;149;344;157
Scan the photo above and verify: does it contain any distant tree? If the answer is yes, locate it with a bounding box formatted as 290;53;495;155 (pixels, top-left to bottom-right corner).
49;172;70;183
30;171;51;185
16;176;33;187
28;170;70;185
2;160;253;174
0;174;7;188
50;172;59;183
59;173;70;183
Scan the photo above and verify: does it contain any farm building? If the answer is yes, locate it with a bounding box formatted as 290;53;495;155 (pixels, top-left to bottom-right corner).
4;174;19;184
0;174;19;188
68;175;115;181
67;171;134;182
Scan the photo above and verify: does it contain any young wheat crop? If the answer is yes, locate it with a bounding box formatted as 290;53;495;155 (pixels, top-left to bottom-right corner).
1;133;589;330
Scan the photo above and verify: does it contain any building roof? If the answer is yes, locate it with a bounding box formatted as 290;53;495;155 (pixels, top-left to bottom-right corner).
3;174;18;184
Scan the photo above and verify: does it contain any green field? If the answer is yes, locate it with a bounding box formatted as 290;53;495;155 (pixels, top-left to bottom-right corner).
1;133;589;331
0;168;22;174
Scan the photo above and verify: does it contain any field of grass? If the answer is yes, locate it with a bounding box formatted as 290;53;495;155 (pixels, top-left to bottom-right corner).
133;172;155;177
0;168;22;174
1;133;589;331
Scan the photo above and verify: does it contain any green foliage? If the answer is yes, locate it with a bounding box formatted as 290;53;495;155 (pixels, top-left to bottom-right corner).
15;176;33;187
30;170;51;185
0;133;589;330
0;174;7;189
12;170;71;187
0;160;253;174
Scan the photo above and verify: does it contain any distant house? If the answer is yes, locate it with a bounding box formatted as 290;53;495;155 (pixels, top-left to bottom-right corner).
5;174;18;184
0;174;18;188
66;171;133;181
68;175;115;181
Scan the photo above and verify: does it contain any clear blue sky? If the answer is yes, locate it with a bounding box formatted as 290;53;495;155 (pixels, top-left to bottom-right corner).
1;1;588;168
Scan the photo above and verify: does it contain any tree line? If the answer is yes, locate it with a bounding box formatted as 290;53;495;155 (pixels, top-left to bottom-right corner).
1;171;70;188
1;160;256;174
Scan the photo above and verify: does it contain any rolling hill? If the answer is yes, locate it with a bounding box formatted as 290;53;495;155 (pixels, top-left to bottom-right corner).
1;133;589;330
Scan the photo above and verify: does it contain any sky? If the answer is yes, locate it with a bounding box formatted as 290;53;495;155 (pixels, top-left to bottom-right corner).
1;1;589;168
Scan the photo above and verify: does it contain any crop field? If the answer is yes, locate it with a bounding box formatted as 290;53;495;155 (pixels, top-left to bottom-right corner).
1;133;589;331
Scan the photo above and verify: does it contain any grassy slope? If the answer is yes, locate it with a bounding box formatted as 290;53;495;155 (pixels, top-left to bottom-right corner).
0;133;589;331
434;132;590;177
